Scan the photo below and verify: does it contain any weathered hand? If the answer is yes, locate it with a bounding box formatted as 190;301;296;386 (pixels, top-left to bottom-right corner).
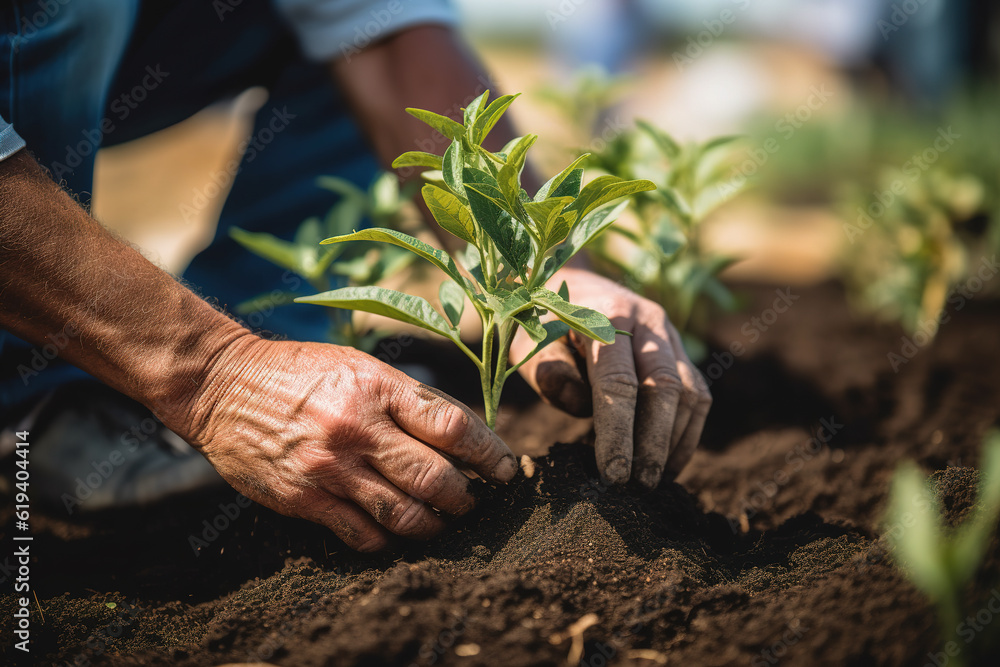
512;268;711;488
172;336;518;551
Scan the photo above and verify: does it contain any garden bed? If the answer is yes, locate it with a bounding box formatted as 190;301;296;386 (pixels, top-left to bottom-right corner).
3;281;999;666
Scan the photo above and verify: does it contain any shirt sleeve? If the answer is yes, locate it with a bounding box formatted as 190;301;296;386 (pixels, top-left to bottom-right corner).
273;0;458;62
0;114;26;162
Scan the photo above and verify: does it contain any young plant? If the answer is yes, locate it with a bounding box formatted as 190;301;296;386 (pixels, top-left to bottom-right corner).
840;166;985;335
294;91;655;429
885;433;1000;666
229;172;415;352
585;121;742;361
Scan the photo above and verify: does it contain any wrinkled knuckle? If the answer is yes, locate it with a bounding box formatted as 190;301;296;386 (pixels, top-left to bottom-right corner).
436;401;470;441
354;531;388;553
596;371;639;399
388;497;429;535
411;461;450;501
646;368;683;394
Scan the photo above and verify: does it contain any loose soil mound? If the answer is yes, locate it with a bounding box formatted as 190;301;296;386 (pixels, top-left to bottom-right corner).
2;282;999;666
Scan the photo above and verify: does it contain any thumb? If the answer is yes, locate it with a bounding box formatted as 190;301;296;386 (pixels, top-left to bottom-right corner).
512;331;592;418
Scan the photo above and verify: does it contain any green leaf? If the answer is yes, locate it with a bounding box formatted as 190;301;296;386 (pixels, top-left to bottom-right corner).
535;155;590;201
370;172;399;216
950;435;1000;581
235;290;302;315
651;221;687;259
550;168;583;199
229;228;301;276
317;176;368;203
324;198;366;238
514;307;547;342
464;168;531;274
497;134;537;212
443;139;466;199
422;185;477;244
509;319;571;375
320;228;464;285
523;196;576;249
439;280;466;327
531;288;617;344
886;464;949;598
566;175;656;223
701;134;743;155
464;90;490;129
636;119;680;159
557;280;570;301
473;93;520;146
539;200;630;283
405;108;466;141
392;151;443;170
486;286;533;321
296;286;457;342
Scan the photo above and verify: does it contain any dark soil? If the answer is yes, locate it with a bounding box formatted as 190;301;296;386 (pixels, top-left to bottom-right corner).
3;281;1000;666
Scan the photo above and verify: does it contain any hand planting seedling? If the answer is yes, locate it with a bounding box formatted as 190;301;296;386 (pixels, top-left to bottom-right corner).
230;171;415;352
885;432;1000;666
295;91;654;429
584;121;742;361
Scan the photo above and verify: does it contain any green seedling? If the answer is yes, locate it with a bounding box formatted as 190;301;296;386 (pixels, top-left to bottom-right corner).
752;92;1000;338
230;172;415;352
585;121;742;361
885;433;1000;666
295;91;654;429
841;166;985;335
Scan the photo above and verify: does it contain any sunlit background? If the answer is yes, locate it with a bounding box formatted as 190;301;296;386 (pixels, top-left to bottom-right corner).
94;0;999;344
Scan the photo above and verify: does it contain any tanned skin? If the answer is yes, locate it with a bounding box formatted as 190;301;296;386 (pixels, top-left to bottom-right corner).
0;25;710;551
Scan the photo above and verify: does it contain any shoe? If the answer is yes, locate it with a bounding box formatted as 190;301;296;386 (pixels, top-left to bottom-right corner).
0;381;225;514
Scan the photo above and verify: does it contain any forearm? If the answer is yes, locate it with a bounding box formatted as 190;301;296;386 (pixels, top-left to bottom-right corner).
0;151;252;430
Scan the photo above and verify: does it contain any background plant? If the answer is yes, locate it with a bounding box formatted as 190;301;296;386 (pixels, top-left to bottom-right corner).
537;73;744;362
885;432;1000;666
229;172;415;352
295;91;654;429
753;90;1000;336
584;122;742;361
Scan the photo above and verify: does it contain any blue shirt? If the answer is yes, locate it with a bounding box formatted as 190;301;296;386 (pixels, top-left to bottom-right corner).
0;0;456;161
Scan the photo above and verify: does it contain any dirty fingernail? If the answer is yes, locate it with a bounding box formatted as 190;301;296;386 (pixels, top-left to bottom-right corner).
602;455;631;485
636;464;662;489
491;456;517;483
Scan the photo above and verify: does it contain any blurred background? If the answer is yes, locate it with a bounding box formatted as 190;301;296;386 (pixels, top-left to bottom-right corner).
93;0;1000;351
